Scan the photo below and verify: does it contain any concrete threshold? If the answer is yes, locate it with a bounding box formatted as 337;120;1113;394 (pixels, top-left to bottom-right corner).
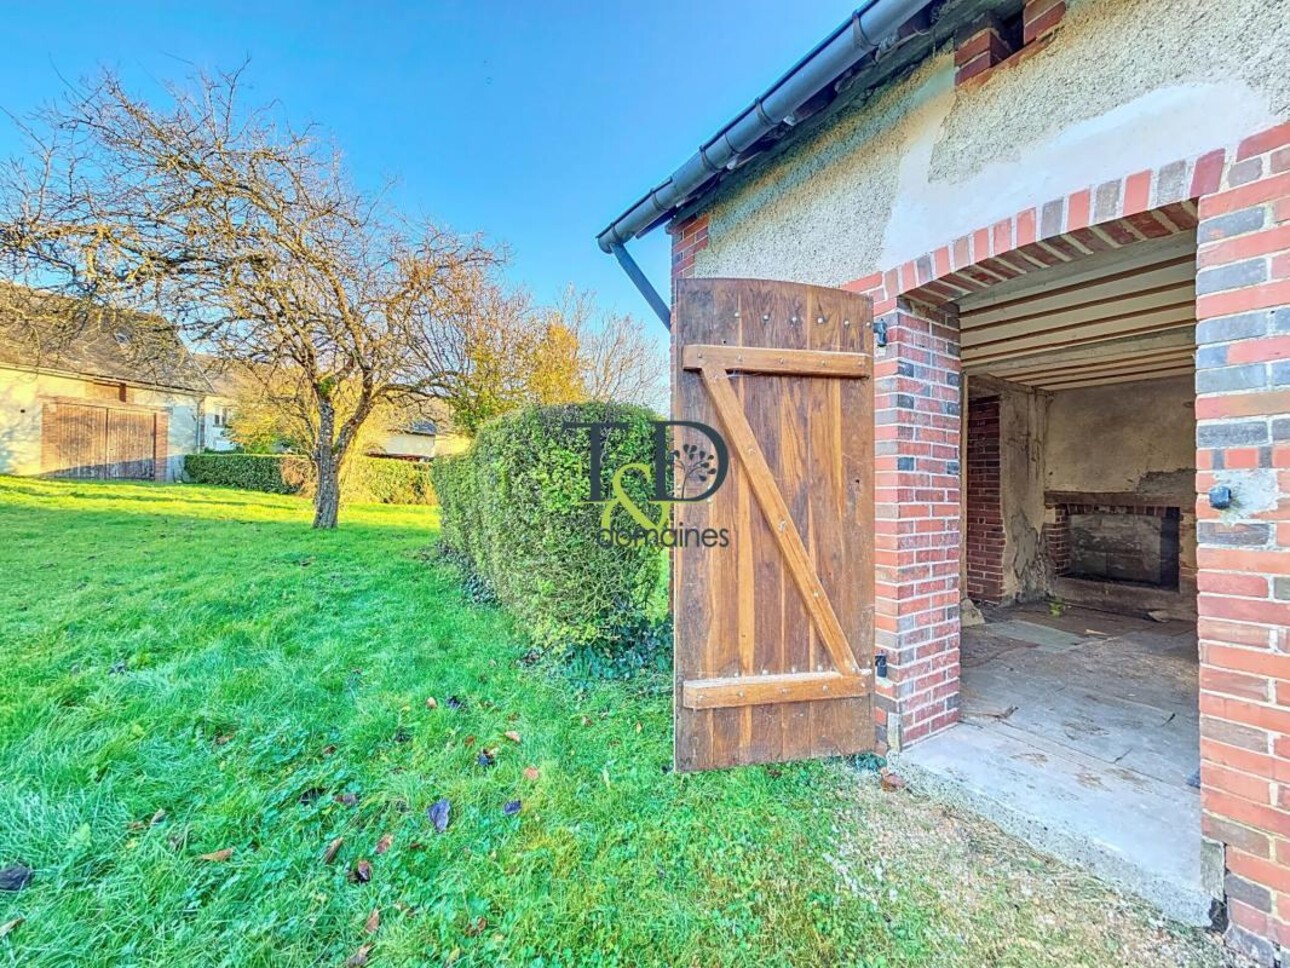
892;718;1220;926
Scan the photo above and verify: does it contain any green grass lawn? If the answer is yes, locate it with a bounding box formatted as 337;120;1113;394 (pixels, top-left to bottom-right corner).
0;478;1226;967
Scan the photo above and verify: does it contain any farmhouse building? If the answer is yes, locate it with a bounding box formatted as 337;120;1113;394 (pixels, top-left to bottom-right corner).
600;0;1290;958
0;294;212;481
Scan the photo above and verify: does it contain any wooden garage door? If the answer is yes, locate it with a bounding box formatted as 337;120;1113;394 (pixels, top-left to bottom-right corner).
42;401;157;480
673;278;876;772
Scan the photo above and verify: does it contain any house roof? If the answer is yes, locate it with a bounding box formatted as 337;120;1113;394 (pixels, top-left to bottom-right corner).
401;420;438;437
0;287;212;394
597;0;1015;245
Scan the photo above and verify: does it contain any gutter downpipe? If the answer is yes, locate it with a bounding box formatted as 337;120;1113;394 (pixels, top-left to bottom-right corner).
597;0;930;330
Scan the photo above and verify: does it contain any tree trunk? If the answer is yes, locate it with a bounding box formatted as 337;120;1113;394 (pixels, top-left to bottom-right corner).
313;398;341;529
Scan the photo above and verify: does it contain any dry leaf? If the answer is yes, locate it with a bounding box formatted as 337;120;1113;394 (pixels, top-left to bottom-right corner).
321;744;337;757
523;766;540;781
200;848;233;862
374;834;393;855
214;732;234;746
150;808;166;826
463;735;476;748
464;915;488;936
425;696;438;710
634;722;642;734
503;730;521;744
349;859;373;883
0;918;22;939
364;907;381;934
345;943;373;967
322;837;344;865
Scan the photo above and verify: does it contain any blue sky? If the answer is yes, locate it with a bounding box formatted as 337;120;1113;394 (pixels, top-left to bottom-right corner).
1;1;846;326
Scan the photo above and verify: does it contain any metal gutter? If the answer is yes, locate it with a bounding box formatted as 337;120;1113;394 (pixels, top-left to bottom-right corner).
596;0;933;328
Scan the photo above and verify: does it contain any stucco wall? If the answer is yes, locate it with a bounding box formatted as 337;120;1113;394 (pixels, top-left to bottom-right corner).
1045;376;1196;498
691;0;1290;284
0;365;202;479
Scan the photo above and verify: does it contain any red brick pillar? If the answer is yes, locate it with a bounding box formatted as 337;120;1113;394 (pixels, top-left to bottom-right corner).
966;396;1004;603
1194;121;1290;963
873;297;963;750
153;411;170;483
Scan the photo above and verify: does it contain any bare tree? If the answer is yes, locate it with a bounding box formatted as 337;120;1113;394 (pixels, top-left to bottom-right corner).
0;67;497;527
540;287;665;408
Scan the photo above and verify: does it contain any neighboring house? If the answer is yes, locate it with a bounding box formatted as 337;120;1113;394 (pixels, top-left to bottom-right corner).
367;410;470;462
194;354;470;461
191;355;243;453
0;294;212;481
599;0;1289;959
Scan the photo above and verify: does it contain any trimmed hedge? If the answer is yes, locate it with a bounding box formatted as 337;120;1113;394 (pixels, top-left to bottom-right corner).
433;402;663;654
183;453;310;494
349;458;437;505
184;453;437;505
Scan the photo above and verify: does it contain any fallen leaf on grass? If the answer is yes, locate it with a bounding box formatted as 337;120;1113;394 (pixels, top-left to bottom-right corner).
150;808;166;826
523;767;540;781
463;735;476;748
364;907;381;934
199;848;234;863
503;800;521;816
322;837;344;865
464;916;488;937
348;859;373;884
425;697;438;710
503;730;521;744
321;744;337;757
0;918;22;939
345;943;373;967
428;799;451;833
214;732;235;746
374;834;393;855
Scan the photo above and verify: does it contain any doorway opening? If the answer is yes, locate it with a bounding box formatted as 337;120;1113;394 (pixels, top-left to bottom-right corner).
900;226;1218;924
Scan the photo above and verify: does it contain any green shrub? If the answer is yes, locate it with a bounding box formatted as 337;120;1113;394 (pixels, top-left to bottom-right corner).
345;458;437;505
183;453;310;494
184;453;436;505
433;402;664;654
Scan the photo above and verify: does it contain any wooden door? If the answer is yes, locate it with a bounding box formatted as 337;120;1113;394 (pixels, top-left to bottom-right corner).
42;400;158;480
673;278;876;772
42;402;107;479
105;408;156;480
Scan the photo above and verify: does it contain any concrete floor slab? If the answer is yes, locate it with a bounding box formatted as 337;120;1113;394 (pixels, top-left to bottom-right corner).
892;603;1216;926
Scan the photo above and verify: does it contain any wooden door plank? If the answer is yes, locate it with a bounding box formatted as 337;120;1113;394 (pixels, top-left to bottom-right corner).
682;344;871;378
698;362;861;678
682;671;872;709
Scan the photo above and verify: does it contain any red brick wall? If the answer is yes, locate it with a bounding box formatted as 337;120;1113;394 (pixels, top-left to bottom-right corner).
965;396;1004;603
872;299;963;749
1044;504;1071;576
1193;121;1290;964
153;411;169;483
670;214;709;282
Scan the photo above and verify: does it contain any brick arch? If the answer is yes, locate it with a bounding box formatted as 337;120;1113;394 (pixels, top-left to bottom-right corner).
844;149;1221;313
